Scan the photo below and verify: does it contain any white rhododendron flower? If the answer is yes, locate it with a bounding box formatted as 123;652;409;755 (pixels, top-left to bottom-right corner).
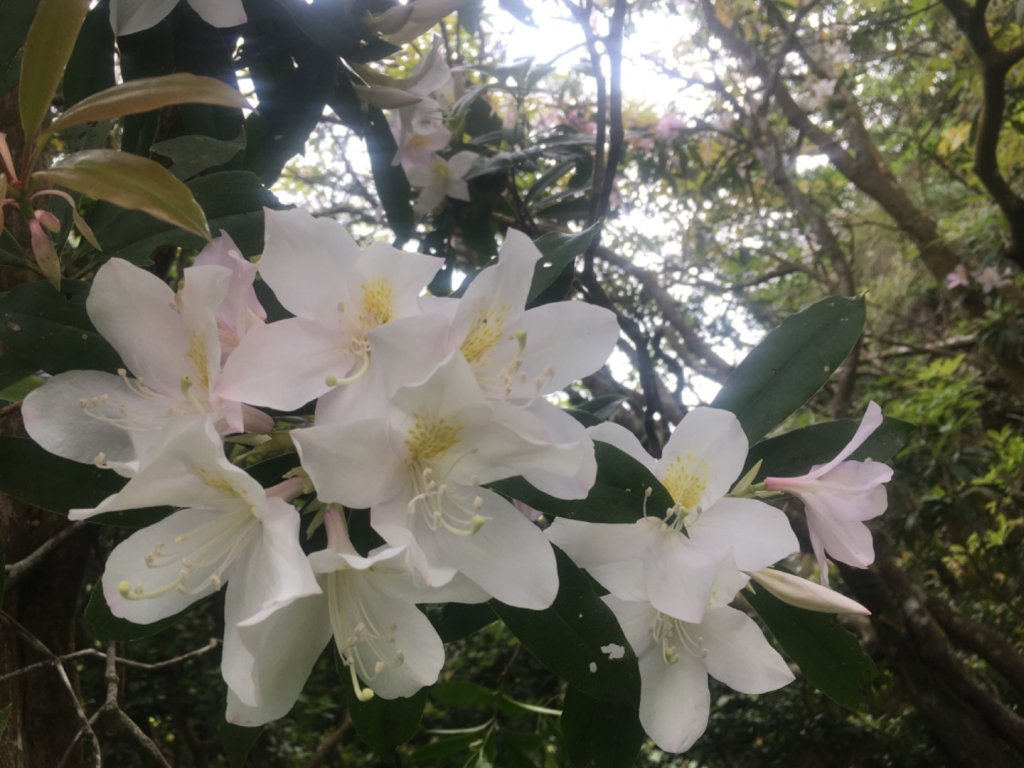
193;233;266;362
606;593;793;753
750;568;870;615
765;401;893;584
23;256;250;475
110;0;246;36
217;208;442;410
408;151;477;214
550;408;798;622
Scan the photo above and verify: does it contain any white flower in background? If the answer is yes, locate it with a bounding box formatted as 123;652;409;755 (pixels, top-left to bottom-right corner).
216;208;442;410
23;256;250;475
549;408;798;622
68;418;320;707
110;0;246;37
193;234;265;362
606;593;793;753
765;402;893;585
293;352;577;609
408;151;477;214
395;123;453;174
226;509;486;726
978;265;1008;294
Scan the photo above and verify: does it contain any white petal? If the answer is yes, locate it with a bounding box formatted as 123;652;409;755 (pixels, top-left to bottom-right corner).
178;263;231;391
812;401;884;477
110;0;179;35
188;0;247;27
602;594;657;656
645;526;722;623
546;518;654;569
258;208;359;324
638;645;710;754
699;606;795;694
659;407;748;511
588;421;658;475
689;498;798;571
805;508;876;569
88;258;189;396
749;569;870;615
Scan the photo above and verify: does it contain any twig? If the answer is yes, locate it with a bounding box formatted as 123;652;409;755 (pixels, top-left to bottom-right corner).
307;713;353;768
5;521;87;587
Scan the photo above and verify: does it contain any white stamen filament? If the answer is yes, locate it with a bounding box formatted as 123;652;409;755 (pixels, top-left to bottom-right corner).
651;612;708;665
406;465;487;536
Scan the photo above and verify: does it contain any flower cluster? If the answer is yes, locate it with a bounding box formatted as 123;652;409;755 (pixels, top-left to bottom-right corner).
23;208;893;752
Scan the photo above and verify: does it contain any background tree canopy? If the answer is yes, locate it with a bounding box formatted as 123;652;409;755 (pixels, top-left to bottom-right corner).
0;0;1022;765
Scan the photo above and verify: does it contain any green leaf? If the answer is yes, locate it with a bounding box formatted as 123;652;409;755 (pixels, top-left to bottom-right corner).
220;720;263;768
528;223;600;305
490;442;673;523
19;0;90;138
0;0;40;92
746;583;879;711
0;436;123;516
365;105;414;240
430;602;497;642
84;580;199;641
46;73;247;141
573;395;625;421
63;1;115;110
560;687;643;768
35;149;212;240
0;374;43;403
713;295;866;443
0;354;34;391
151;132;246;180
744;417;914;480
0;279;122;375
345;683;427;755
490;547;640;703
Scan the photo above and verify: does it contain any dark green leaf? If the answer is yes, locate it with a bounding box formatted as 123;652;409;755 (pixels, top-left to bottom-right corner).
746;583;879;711
85;580;199;641
365;105;414;241
345;683;427;755
220;720;263;768
490;442;673;523
744;417;914;480
411;729;490;762
430;602;496;642
713;295;865;443
0;436;122;515
63;0;115;109
0;373;43;403
527;223;600;304
490;547;640;703
0;355;34;391
561;687;643;768
0;280;122;375
431;681;498;709
151;132;246;180
573;395;625;421
0;0;39;89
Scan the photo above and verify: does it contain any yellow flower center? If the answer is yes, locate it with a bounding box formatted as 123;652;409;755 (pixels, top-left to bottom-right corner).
405;410;463;462
460;304;509;366
661;452;708;512
357;277;396;332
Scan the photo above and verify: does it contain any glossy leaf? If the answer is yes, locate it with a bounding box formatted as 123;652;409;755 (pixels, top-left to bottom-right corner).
490;547;640;704
0;355;34;391
46;73;247;140
151;132;246;180
430;602;497;642
561;687;643;768
744;417;914;480
63;1;115;111
220;721;263;768
490;442;674;523
19;0;90;138
364;105;414;241
0;0;40;89
344;681;427;755
36;149;212;240
746;583;880;711
85;580;200;642
528;223;600;305
713;295;866;443
0;374;43;403
0;279;122;375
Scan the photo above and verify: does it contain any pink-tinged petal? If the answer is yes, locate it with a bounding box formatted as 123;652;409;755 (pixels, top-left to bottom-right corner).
431;487;559;609
110;0;179;35
812;401;884;477
808;525;830;587
101;508;224;623
178;264;231;391
292;421;407;509
226;592;332;724
194;234;266;350
699;606;795;694
749;568;870;615
349;243;442;325
509;302;620;397
689;498;798;571
217;318;352;410
602;594;657;657
805;508;875;570
645;525;722;623
188;0;247;27
88;258;189;395
637;645;710;754
258;208;359;324
658;407;747;511
588;421;658;475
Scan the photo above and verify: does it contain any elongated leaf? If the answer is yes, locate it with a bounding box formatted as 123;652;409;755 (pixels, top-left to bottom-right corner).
561;687;643;768
85;580;202;641
0;0;40;89
528;223;600;305
430;602;497;642
0;279;122;375
713;295;865;443
490;442;674;523
0;374;43;403
63;0;114;110
746;583;879;711
491;547;640;703
0;436;123;516
345;681;427;754
744;417;913;480
0;355;34;391
36;149;212;240
19;0;90;137
151;132;246;180
47;73;247;139
220;721;263;768
365;105;414;240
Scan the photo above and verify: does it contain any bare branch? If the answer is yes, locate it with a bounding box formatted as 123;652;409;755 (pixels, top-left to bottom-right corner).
5;521;87;587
